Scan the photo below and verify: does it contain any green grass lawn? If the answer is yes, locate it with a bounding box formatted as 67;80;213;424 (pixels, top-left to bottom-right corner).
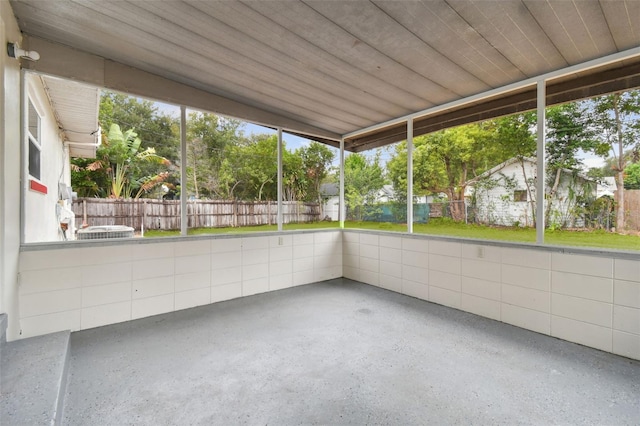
144;219;639;251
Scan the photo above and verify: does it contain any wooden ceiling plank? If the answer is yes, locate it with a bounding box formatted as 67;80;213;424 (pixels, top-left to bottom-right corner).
305;0;490;97
193;1;425;113
133;1;400;123
448;0;565;77
600;0;640;51
246;0;454;105
76;0;374;129
375;0;527;87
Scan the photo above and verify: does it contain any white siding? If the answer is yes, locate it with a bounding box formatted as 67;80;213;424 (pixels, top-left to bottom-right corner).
471;160;592;227
24;74;74;243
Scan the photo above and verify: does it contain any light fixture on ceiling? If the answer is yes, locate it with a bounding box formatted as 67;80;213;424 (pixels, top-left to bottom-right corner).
7;42;40;61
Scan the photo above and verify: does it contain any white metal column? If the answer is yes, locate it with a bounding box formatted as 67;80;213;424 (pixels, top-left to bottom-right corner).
407;119;414;233
277;127;283;231
536;80;546;244
339;138;345;228
180;106;187;236
20;70;27;244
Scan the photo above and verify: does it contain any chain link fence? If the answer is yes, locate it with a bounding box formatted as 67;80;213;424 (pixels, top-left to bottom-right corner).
345;195;639;232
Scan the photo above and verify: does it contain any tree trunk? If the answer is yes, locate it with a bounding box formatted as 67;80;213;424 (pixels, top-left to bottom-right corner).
616;170;625;231
545;167;563;226
192;168;199;199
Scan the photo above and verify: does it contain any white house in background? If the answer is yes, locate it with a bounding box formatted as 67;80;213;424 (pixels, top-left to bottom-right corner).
320;183;339;221
23;73;100;243
597;176;617;198
467;157;595;227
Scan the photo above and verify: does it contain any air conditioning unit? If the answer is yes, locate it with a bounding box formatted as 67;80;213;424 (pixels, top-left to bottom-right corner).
77;225;135;240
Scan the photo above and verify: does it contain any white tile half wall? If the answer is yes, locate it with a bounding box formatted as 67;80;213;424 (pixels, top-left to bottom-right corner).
343;231;640;361
18;231;342;338
16;229;640;361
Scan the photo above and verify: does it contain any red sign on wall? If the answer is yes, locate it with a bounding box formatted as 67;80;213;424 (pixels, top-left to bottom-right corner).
29;179;48;194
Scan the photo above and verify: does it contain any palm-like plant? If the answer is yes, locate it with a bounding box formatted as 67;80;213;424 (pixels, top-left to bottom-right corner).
85;124;171;198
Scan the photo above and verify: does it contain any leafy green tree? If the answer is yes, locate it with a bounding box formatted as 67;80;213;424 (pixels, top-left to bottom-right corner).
186;112;242;199
99;91;179;163
544;103;597;223
299;142;335;203
217;134;279;201
283;149;306;201
387;123;502;221
73;91;180;198
624;162;640;190
341;152;385;220
588;90;640;229
77;124;171;199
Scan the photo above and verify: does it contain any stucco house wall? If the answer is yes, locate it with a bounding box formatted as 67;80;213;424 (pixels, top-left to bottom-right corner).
24;73;74;243
1;0;23;340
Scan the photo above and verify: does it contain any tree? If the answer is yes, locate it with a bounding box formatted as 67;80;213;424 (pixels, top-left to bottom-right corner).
231;134;279;201
624;162;640;190
73;91;181;198
341;152;385;220
99;91;180;163
283;149;306;201
588;90;640;229
387;123;503;221
299;142;335;203
544;103;597;223
185;112;242;199
78;124;171;199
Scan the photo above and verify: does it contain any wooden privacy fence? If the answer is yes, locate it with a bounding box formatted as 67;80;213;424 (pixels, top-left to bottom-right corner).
73;198;321;231
624;190;640;231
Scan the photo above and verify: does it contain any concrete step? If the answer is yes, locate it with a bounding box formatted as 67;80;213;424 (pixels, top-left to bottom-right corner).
0;313;7;372
0;313;7;349
1;330;71;425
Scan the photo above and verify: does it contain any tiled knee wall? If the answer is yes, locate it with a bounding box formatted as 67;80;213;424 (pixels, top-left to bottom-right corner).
17;232;342;339
343;231;640;361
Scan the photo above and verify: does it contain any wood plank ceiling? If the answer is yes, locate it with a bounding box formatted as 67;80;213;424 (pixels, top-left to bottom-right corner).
9;0;640;151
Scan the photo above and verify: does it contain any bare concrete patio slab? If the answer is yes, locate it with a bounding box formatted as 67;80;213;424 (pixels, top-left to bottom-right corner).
62;279;640;425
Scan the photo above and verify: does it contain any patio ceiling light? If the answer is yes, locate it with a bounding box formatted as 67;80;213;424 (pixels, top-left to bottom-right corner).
7;42;39;61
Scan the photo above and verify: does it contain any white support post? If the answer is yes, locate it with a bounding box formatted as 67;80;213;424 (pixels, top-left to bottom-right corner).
536;80;546;244
20;70;27;244
407;119;414;233
339;138;345;228
277;127;283;232
180;105;188;236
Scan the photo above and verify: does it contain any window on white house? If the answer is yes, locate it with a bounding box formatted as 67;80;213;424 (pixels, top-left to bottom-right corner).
514;190;527;202
27;99;41;180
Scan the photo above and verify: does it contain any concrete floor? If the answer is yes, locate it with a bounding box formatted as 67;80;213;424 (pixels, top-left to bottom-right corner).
62;279;640;425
